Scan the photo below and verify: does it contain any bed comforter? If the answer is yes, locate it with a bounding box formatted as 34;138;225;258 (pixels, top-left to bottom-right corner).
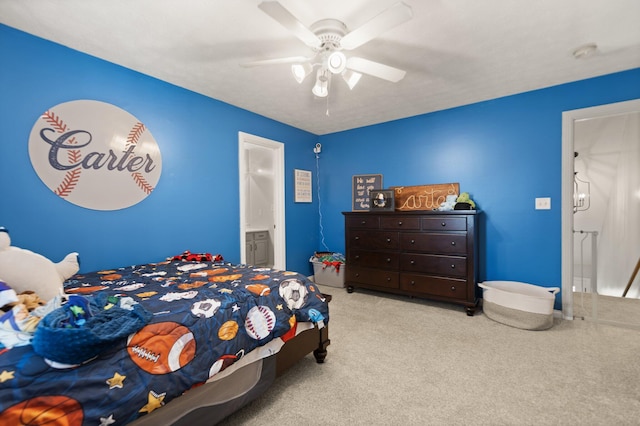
0;260;329;425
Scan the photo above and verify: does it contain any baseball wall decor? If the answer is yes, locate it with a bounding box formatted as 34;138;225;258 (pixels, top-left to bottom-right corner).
29;100;162;210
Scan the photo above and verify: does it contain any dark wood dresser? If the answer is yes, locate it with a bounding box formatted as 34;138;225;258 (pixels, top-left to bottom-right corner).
343;211;479;315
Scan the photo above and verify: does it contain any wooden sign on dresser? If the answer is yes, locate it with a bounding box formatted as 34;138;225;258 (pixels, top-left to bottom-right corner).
343;210;479;315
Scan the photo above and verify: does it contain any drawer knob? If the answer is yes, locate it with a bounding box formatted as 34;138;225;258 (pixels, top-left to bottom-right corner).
398;221;403;226
410;239;415;244
410;260;415;265
361;220;366;225
355;273;360;277
451;286;456;291
355;255;360;260
387;277;391;282
410;280;416;286
386;238;391;243
451;264;455;269
355;236;360;240
451;241;456;246
386;258;391;263
441;222;446;227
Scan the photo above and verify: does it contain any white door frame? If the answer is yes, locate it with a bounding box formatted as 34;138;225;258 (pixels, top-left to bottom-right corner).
561;98;640;320
238;132;286;270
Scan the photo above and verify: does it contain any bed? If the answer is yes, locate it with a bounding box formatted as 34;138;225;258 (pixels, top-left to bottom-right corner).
0;258;330;425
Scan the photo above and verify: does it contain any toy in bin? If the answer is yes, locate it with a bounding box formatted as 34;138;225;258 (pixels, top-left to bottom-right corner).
310;252;345;288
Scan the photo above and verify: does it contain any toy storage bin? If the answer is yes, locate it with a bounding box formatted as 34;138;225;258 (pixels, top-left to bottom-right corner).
311;261;345;288
310;252;345;288
479;281;559;330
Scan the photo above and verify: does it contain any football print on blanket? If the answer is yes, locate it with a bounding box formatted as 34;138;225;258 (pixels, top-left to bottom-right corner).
127;322;196;374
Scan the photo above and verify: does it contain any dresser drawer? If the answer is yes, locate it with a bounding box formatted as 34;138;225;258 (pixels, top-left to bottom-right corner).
400;233;467;254
380;216;420;230
422;217;467;231
348;250;399;269
348;231;399;250
345;215;380;229
400;253;467;278
400;274;467;299
346;266;399;289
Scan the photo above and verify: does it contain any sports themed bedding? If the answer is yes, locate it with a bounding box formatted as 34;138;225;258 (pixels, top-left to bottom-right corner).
0;259;329;425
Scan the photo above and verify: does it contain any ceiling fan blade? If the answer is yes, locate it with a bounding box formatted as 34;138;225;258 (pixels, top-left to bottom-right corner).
258;1;322;49
346;57;406;83
241;56;312;67
340;2;413;50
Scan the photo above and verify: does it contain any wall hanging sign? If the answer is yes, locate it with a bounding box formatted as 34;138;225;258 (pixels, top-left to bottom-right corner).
391;183;460;211
352;174;383;211
294;169;312;203
29;100;162;211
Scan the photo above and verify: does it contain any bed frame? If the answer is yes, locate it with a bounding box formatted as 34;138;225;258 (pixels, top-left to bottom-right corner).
276;321;330;376
131;296;331;425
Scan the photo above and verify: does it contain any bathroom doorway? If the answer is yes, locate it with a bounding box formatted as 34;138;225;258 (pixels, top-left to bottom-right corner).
238;132;286;270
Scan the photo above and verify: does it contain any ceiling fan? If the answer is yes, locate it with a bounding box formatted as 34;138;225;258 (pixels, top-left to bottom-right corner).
243;1;413;98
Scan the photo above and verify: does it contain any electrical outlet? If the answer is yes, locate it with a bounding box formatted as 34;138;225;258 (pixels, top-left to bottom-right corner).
535;197;551;210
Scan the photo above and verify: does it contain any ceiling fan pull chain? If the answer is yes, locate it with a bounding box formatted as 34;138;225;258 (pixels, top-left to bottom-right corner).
326;81;330;116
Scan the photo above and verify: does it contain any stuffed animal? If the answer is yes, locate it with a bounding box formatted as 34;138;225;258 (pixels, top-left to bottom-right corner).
437;194;458;211
0;227;79;302
168;250;224;262
455;192;476;209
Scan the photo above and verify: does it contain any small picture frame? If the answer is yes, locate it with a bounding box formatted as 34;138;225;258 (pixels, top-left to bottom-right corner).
369;189;395;211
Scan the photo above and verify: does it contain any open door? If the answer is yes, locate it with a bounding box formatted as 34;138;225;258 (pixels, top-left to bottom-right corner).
562;99;640;328
239;132;286;270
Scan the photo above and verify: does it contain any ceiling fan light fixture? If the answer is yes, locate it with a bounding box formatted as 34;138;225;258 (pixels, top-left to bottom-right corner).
312;69;329;97
342;69;362;90
327;51;347;74
291;62;312;83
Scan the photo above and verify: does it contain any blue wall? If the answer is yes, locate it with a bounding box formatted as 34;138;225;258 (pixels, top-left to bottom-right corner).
0;24;319;274
2;23;639;309
318;68;640;308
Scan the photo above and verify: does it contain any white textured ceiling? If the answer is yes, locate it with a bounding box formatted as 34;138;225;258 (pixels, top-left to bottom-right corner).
1;0;639;135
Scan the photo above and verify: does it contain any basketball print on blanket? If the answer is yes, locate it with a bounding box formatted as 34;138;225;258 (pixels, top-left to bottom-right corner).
127;322;196;374
279;278;308;310
1;395;83;426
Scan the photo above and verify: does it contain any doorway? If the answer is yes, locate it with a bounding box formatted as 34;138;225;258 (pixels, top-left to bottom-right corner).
561;99;640;328
238;132;286;270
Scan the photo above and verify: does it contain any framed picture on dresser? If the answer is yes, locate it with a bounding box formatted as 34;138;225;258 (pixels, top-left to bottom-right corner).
369;189;394;211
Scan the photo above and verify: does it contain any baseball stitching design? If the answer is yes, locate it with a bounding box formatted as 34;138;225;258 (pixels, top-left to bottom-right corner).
42;110;83;198
127;122;155;194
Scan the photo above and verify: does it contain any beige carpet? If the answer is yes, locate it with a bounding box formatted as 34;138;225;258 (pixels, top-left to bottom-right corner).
573;292;640;327
218;286;640;425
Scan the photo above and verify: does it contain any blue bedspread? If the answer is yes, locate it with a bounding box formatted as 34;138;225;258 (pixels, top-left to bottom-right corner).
0;260;329;425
